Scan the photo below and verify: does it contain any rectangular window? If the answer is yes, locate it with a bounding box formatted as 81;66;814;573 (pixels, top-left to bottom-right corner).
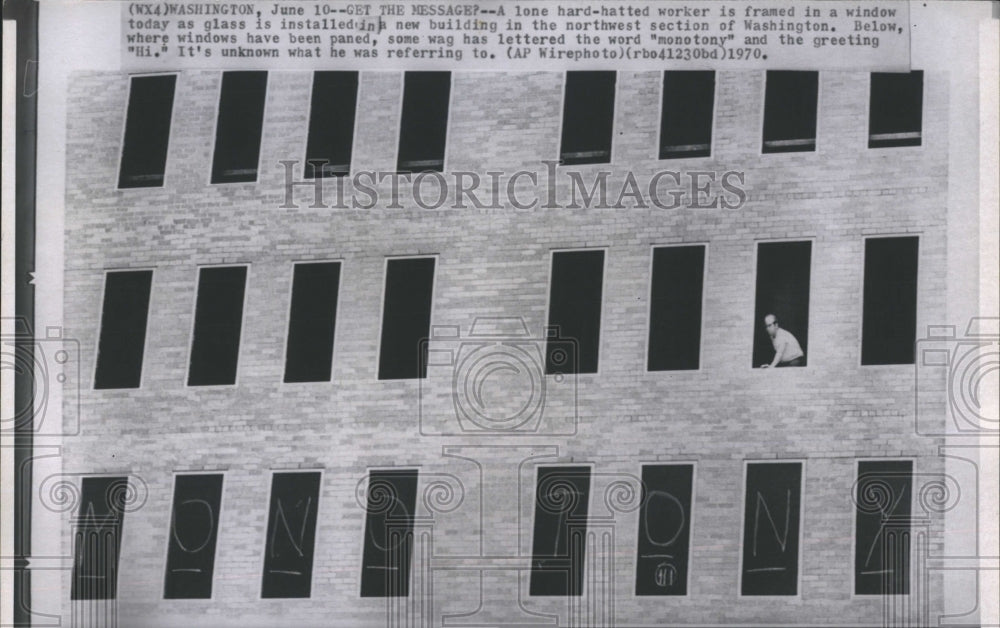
360;469;419;597
762;71;818;153
211;71;267;184
261;471;322;599
284;262;341;383
71;476;128;600
164;474;224;599
546;250;604;375
869;71;923;148
530;466;591;596
94;270;153;389
740;462;802;596
753;242;811;368
378;257;435;380
397;72;450;173
659;71;714;159
118;75;176;188
305;71;359;178
187;266;247;386
635;464;693;596
648;246;705;371
862;236;919;365
855;460;912;595
560;71;616;165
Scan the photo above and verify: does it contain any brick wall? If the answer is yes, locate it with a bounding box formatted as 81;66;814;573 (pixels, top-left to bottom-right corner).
61;68;949;626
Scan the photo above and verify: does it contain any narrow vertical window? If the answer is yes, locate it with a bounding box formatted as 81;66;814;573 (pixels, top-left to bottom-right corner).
164;474;224;599
397;72;450;173
378;257;435;380
855;460;912;595
261;471;322;599
71;476;128;600
869;71;923;148
753;242;811;368
305;71;359;178
118;75;176;188
862;237;919;365
187;266;247;386
762;71;818;153
211;71;267;184
560;71;616;165
530;466;591;596
635;464;693;596
740;462;802;596
659;71;714;159
360;469;419;597
546;250;604;375
94;270;153;389
284;262;340;383
648;246;705;371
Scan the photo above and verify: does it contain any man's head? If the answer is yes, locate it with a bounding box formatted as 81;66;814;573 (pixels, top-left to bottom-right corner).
764;314;779;338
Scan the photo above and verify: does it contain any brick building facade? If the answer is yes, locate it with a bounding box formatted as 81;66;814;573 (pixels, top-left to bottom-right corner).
50;55;986;627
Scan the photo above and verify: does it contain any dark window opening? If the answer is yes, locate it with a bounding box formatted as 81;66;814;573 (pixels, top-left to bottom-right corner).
530;466;591;596
397;72;450;173
211;71;267;184
360;469;419;597
164;474;224;599
648;246;705;371
635;465;693;596
284;262;341;383
118;75;176;188
862;237;919;365
855;460;912;595
546;250;604;375
560;71;616;165
305;72;359;178
741;462;802;596
94;270;153;389
261;472;322;599
659;71;714;159
753;242;811;368
762;71;818;154
188;266;247;386
869;71;923;148
378;258;435;380
71;476;128;600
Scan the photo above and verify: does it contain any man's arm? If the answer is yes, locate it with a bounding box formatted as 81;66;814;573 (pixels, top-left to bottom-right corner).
761;336;786;368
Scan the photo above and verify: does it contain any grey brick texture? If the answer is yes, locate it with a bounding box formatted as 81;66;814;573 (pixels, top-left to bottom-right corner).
62;69;948;627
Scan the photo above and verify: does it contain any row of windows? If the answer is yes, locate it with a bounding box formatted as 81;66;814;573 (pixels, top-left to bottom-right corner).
93;236;919;389
71;459;913;601
117;69;925;188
